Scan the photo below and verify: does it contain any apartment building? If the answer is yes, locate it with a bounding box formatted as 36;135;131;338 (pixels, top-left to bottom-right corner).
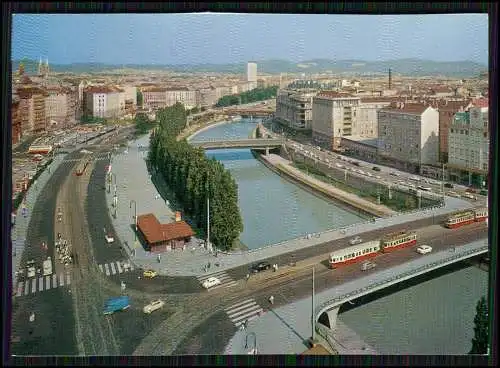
311;92;360;149
199;87;218;108
377;103;439;173
356;98;393;138
11;97;22;145
17;86;49;134
447;106;489;185
142;87;168;110
165;88;199;109
275;89;317;130
83;86;124;118
247;62;257;82
45;86;77;129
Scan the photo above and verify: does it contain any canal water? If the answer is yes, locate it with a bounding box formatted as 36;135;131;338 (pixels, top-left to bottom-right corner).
189;119;489;354
189;120;366;250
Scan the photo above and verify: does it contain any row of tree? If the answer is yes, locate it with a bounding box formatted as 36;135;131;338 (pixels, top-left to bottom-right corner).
134;112;156;135
148;103;243;251
215;86;278;107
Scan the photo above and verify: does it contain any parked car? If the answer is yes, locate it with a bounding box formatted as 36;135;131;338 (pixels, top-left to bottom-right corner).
417;185;432;191
372;166;381;172
444;183;454;188
390;171;400;177
143;299;165;314
202;277;221;289
105;234;114;243
143;270;158;278
349;236;363;245
466;187;478;194
416;245;433;255
479;189;488;196
462;192;477;200
250;262;271;273
361;261;376;271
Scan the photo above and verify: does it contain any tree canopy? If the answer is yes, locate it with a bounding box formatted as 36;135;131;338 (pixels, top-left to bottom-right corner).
134;112;155;135
148;102;243;251
469;296;489;355
215;86;278;107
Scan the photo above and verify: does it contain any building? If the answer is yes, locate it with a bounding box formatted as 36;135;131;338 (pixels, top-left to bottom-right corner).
377;103;439;173
437;99;473;163
311;92;361;149
247;62;257;83
45;85;77;129
83;86;124;118
17;85;49;134
447;106;489;186
142;87;168;110
340;136;378;163
275;89;318;130
136;213;195;253
198;87;218;108
11;97;22;145
356;98;393;138
165;88;199;109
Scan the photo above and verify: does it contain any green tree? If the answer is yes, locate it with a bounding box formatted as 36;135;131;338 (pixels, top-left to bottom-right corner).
469;296;489;354
137;90;143;108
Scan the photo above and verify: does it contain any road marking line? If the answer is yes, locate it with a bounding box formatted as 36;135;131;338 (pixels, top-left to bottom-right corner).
217;275;233;283
116;262;123;273
52;274;57;288
197;271;228;282
224;281;238;288
99;264;104;273
227;303;259;319
227;301;258;316
110;262;116;275
59;273;64;286
225;298;255;311
66;274;71;286
45;276;51;290
31;278;36;294
38;277;44;292
16;282;24;297
234;312;262;328
104;263;110;276
24;282;29;296
232;308;264;326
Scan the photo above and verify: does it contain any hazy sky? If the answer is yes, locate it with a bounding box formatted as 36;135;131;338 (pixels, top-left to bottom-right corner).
12;13;488;65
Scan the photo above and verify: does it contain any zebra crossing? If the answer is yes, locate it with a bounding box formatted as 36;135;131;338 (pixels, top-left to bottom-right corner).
15;273;71;297
197;270;239;290
98;260;135;276
62;155;110;163
225;298;264;328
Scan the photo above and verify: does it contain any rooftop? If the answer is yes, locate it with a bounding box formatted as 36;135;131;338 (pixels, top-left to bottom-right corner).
315;91;357;99
380;103;430;115
137;213;194;244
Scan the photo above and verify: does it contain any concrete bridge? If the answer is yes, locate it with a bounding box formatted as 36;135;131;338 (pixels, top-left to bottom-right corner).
190;138;283;152
314;239;488;341
223;108;275;117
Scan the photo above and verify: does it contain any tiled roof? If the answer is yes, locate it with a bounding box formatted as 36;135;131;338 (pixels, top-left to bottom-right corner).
85;86;118;94
471;98;488;108
316;91;355;99
380;103;430;115
137;213;194;244
143;87;167;93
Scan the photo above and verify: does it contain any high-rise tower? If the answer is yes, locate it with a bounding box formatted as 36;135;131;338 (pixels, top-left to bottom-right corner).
247;62;257;83
388;68;392;89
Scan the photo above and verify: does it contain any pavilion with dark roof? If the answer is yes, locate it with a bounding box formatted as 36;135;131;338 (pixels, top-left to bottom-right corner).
136;213;195;253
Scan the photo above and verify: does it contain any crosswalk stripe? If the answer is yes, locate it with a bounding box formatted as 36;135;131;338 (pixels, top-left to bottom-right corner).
17;282;24;297
228;302;258;319
234;312;262;328
66;274;71;285
24;282;29;295
31;278;36;294
232;308;264;325
225;280;239;288
227;301;257;317
38;277;44;292
99;264;104;273
52;274;57;288
197;270;228;281
116;262;123;273
59;273;64;286
104;263;110;276
225;298;255;311
46;276;51;290
110;262;116;275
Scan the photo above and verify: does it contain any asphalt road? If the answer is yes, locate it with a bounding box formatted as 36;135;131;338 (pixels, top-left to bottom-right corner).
10;151;82;355
173;222;488;354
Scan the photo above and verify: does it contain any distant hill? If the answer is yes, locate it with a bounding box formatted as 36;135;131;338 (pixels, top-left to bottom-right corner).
11;58;487;78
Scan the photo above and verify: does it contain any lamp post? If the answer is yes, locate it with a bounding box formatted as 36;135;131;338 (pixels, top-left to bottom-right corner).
311;266;316;347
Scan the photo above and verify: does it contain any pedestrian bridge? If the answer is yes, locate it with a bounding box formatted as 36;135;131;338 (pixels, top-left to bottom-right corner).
190;138;283;150
314;240;488;339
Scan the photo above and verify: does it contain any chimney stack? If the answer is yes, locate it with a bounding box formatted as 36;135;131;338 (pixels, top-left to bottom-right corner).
388;68;392;90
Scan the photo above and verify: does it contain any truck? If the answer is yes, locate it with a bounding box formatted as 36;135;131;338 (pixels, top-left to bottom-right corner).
43;257;53;276
103;296;130;315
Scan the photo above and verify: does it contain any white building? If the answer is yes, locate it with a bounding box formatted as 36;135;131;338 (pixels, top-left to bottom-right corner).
83;86;124;118
275;89;318;130
311;92;361;149
165;88;199;109
356;98;393;138
447;106;489;184
377;103;439;173
247;62;257;83
142;87;167;110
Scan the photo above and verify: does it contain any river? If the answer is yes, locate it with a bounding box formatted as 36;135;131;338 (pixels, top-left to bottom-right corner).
189;120;366;249
189;119;488;354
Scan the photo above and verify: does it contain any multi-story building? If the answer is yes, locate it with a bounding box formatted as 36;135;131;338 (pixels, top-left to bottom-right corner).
142;87;167;110
377;103;439;173
356;98;393;138
311;92;360;149
45;85;77;129
83;86;124;118
275;89;317;130
447;106;489;185
199;87;218;108
17;86;48;134
11;96;22;145
247;62;257;83
165;88;199;109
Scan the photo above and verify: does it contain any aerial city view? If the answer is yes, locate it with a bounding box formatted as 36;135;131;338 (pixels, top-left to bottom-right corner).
10;13;490;356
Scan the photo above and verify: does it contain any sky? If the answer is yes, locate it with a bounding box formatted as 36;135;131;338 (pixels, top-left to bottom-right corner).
12;13;488;65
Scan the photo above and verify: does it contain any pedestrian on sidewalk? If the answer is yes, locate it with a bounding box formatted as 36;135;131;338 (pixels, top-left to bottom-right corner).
269;295;274;305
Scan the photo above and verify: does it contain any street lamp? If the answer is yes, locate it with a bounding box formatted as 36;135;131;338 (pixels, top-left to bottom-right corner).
129;200;137;232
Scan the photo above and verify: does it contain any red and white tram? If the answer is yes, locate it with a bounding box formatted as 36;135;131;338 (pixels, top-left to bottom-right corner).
445;208;488;229
329;240;380;269
380;231;417;252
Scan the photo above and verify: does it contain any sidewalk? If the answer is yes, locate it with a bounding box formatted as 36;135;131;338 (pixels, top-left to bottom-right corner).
11;154;67;285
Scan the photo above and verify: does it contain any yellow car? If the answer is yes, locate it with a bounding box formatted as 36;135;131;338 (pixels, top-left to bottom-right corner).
143;270;158;278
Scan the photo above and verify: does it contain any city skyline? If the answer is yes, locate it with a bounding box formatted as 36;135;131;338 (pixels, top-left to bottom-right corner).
12;13;488;65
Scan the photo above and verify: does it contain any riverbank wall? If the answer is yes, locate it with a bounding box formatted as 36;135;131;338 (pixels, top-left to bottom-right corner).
254;152;395;218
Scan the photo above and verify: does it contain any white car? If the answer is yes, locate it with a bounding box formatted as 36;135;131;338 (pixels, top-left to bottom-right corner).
143;299;165;314
375;175;382;179
105;234;115;243
335;163;344;168
202;277;221;289
349;236;363;245
462;192;476;200
416;245;433;255
417;185;432;191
